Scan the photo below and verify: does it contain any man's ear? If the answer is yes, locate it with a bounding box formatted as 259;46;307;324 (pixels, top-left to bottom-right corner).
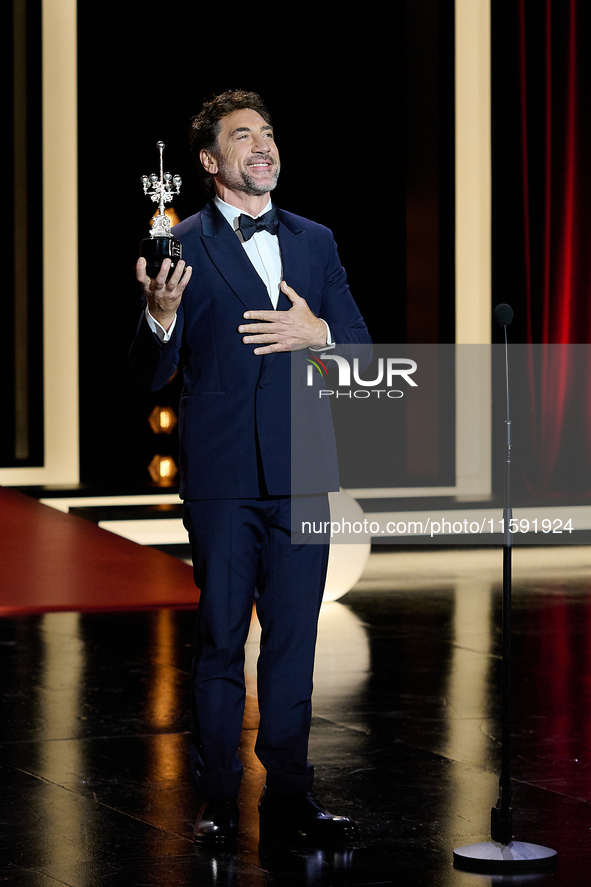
200;149;218;174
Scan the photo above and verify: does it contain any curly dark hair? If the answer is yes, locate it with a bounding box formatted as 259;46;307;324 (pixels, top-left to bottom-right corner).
189;90;273;196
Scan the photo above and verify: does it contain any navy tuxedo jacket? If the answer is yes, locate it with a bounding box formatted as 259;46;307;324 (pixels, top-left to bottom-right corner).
130;200;371;500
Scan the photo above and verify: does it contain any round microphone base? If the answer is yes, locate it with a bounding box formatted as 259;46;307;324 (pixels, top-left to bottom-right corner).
453;840;557;873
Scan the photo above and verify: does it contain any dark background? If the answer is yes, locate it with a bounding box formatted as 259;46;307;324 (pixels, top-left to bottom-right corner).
4;0;44;469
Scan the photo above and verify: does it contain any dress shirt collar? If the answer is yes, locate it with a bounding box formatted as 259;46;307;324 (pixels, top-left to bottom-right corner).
214;195;273;233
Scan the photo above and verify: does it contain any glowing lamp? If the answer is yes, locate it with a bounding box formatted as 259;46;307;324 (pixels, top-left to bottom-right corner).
148;454;178;486
148;405;177;434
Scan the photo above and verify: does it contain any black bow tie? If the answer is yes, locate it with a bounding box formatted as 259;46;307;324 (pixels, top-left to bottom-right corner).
238;207;279;241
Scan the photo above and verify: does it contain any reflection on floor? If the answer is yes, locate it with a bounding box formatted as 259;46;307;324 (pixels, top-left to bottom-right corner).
2;547;591;885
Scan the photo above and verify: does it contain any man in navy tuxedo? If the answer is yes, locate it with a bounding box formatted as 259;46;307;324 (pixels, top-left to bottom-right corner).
130;90;371;845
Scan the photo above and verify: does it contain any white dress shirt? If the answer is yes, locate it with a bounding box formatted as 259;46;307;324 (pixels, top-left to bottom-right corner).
214;196;283;306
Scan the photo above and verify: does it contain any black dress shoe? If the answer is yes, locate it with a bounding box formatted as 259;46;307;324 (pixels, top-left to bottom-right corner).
258;785;359;844
193;797;239;844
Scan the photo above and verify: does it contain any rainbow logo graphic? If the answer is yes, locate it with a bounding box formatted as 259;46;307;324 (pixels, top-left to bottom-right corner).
305;355;329;379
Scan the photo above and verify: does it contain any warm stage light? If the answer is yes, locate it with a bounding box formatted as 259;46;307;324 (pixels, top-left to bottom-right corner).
148;455;178;486
151;206;181;227
148;405;177;434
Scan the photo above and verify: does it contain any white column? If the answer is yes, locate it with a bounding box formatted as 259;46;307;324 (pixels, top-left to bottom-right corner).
1;0;79;485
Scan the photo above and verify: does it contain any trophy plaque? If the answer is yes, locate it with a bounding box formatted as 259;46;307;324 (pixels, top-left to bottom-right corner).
140;141;182;278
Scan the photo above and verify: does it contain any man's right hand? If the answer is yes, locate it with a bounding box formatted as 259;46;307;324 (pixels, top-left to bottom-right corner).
136;257;192;332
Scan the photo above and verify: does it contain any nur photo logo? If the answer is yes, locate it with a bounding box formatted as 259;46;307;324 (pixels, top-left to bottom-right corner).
305;354;418;399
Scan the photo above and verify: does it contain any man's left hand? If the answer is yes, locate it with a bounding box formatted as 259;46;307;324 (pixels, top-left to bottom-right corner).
238;281;327;354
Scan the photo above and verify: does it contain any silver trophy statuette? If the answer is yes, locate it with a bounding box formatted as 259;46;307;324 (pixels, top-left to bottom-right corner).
140;141;182;278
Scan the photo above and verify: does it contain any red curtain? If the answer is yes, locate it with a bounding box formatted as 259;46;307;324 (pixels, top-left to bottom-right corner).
517;0;591;496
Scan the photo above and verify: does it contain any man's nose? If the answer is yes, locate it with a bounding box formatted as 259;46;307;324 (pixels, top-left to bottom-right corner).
252;134;270;152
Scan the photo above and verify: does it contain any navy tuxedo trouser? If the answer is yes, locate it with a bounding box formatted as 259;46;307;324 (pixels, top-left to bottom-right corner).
183;495;330;799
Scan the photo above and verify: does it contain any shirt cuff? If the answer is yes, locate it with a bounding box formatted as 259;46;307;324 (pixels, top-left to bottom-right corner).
309;319;334;352
145;306;177;343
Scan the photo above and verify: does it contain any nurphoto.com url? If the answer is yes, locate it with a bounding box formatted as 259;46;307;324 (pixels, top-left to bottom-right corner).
302;517;575;538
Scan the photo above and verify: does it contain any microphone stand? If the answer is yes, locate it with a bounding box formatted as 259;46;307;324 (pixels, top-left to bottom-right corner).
453;307;557;872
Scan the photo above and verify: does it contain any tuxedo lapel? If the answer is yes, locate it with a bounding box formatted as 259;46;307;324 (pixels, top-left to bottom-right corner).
276;209;311;310
200;201;273;310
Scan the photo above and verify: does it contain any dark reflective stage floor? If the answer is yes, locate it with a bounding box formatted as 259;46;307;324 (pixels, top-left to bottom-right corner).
2;547;591;885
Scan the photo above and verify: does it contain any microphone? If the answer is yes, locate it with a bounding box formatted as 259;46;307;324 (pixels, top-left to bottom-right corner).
493;303;514;327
